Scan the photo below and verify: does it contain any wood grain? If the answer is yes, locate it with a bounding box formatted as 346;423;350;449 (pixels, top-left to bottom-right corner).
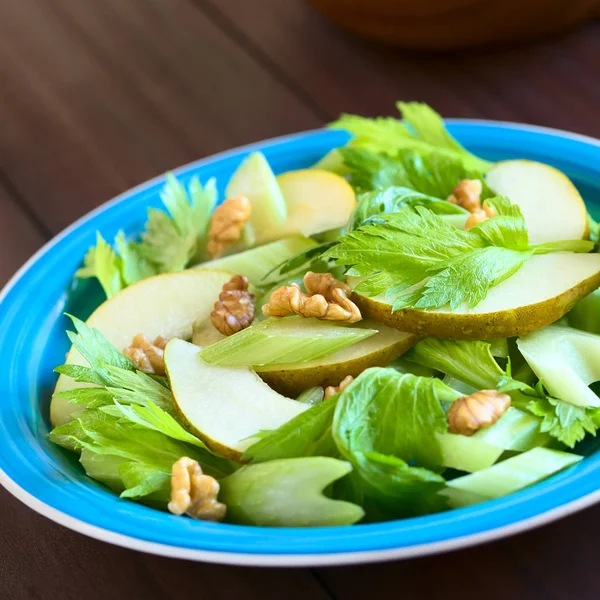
0;490;330;600
318;504;600;600
1;0;600;598
0;186;45;285
0;0;319;233
203;0;600;136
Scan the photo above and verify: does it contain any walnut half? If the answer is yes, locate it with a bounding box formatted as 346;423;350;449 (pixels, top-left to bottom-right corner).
262;272;361;323
168;457;226;522
447;390;511;436
446;179;496;230
206;196;252;257
123;334;170;375
210;274;255;336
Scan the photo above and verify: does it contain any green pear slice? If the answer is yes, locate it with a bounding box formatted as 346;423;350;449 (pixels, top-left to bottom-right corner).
165;338;307;460
351;252;600;340
256;320;418;396
486;160;588;244
277;169;356;237
50;269;233;426
225;151;287;245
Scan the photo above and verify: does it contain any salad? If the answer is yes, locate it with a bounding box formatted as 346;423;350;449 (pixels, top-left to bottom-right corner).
49;102;600;527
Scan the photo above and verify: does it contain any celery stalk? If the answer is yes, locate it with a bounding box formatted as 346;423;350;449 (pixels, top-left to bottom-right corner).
198;236;316;285
438;433;503;472
198;316;376;366
442;448;582;507
473;407;550;451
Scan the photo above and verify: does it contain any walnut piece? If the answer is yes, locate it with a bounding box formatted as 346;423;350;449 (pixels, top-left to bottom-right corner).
211;274;255;336
168;457;227;522
324;375;354;400
465;201;496;230
447;179;483;213
123;334;170;375
447;179;496;230
207;196;252;257
262;271;361;323
447;390;511;436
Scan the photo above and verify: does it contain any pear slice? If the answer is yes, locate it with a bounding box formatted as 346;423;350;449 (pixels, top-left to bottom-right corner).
486;160;588;244
278;169;356;237
351;253;600;340
50;269;233;426
256;321;418;396
165;338;308;460
225;151;287;245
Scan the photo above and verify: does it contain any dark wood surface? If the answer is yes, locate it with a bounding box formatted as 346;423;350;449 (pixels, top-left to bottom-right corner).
1;1;599;598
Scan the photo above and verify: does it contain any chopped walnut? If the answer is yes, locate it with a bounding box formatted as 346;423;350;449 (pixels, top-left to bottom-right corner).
465;201;496;230
211;274;255;336
168;457;227;522
207;196;252;257
123;334;170;375
447;390;511;436
324;375;354;400
262;271;361;323
447;179;483;213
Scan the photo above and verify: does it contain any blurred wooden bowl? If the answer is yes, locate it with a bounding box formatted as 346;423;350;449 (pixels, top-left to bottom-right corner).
308;0;600;50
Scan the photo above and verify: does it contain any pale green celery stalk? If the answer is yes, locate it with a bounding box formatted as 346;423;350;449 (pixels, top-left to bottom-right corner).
197;236;316;286
79;449;127;492
442;375;476;396
441;448;582;507
517;325;600;408
219;457;364;527
437;434;503;472
198;316;376;366
473;407;551;451
296;387;325;405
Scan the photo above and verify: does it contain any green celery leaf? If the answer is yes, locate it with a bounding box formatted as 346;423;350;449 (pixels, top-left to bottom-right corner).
242;399;338;463
262;241;338;282
526;395;600;447
330;101;490;172
333;368;453;470
326;206;536;310
79;449;128;492
75;232;124;298
118;462;171;502
54;387;115;406
343;451;447;520
103;365;172;412
115;231;157;286
340;147;492;199
54;364;107;386
404;338;504;390
140;174;217;272
66;315;135;386
349;186;466;231
102;399;207;448
396;246;532;311
50;407;235;479
332;368;453;518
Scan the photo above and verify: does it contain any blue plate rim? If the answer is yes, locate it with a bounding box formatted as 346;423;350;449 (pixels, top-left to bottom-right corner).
1;119;600;567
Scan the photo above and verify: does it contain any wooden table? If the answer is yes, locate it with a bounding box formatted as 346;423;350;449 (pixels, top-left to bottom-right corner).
1;1;599;598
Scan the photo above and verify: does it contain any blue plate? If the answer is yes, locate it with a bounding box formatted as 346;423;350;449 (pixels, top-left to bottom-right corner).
2;121;600;567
